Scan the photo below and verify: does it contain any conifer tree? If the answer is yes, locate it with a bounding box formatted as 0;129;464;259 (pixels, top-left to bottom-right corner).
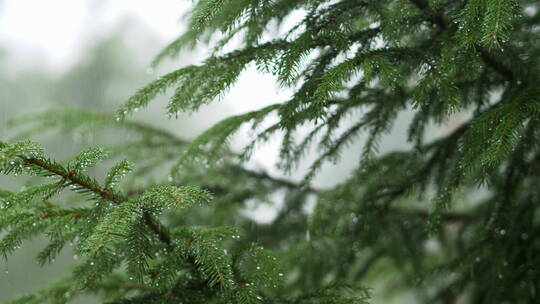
1;0;539;303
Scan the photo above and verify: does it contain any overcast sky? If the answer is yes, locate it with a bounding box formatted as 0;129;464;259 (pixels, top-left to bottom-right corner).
0;0;188;69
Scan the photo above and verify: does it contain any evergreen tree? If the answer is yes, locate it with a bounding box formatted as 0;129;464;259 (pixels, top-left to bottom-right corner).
1;0;538;303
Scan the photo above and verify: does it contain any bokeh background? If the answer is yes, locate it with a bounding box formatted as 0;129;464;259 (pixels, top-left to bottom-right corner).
0;1;458;302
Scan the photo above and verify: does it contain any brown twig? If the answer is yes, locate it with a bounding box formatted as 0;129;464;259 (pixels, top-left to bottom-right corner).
23;157;173;246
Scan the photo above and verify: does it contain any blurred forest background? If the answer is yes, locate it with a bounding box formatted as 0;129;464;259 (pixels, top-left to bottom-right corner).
0;1;457;302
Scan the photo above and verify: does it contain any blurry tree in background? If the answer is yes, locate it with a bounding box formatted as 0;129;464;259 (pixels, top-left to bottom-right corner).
1;0;540;304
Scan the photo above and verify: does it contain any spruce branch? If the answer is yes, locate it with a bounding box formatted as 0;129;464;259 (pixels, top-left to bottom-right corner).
408;0;515;81
155;117;479;224
21;157;171;246
6;151;245;297
3;0;535;300
99;111;476;224
23;157;123;203
8;108;479;232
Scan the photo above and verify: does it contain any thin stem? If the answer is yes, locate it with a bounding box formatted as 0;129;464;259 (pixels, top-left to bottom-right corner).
143;212;172;245
38;210;90;218
23;157;173;245
24;157;124;204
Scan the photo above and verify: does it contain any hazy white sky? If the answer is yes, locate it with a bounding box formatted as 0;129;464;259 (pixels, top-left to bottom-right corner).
0;0;188;69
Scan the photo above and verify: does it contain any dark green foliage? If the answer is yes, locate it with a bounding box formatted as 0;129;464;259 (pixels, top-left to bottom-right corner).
2;0;540;303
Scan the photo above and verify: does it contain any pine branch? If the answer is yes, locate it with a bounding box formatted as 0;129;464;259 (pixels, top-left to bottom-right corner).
4;0;535;300
108;114;478;224
162;125;480;223
24;157;124;203
11;152;241;296
408;0;515;81
22;157;172;246
142;212;171;245
475;46;515;81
